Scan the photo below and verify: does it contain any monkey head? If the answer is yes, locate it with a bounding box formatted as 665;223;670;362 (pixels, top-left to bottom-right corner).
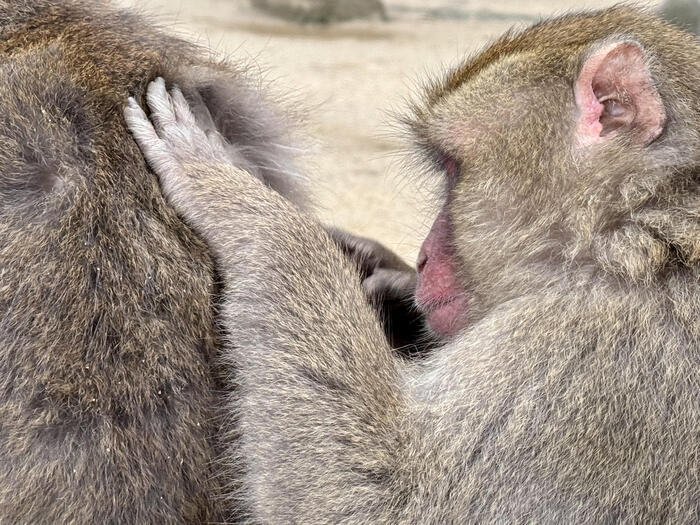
409;8;700;338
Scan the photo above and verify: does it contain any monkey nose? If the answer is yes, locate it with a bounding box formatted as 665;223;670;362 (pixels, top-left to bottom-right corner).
416;250;428;273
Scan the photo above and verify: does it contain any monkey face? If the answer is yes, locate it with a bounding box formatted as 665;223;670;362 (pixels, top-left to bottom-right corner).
407;12;689;331
411;60;570;332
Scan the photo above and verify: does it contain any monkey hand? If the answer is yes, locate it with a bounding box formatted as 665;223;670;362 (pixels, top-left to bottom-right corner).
124;77;255;224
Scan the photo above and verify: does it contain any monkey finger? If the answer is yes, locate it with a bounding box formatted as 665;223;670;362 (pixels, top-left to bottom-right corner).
170;86;197;127
124;98;159;146
124;99;174;168
205;129;229;153
363;269;417;303
146;77;177;134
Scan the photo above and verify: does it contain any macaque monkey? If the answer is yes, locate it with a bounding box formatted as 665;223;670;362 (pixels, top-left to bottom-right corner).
126;7;699;523
0;0;308;521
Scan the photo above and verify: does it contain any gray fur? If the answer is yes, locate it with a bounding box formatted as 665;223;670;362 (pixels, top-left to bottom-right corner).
130;7;699;524
0;0;305;522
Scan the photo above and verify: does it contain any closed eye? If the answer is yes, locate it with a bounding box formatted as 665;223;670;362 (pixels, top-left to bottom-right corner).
443;157;458;178
437;152;461;193
416;141;461;191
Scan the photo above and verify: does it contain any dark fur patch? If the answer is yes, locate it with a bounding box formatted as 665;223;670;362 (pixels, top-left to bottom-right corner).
298;364;353;395
0;51;94;217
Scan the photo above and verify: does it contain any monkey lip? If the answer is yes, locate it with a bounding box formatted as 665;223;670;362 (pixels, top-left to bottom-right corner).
418;294;468;338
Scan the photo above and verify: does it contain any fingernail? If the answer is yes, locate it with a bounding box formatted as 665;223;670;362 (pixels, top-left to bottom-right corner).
128;96;137;106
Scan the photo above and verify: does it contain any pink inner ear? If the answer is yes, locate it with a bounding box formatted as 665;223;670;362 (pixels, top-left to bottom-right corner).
574;52;606;143
574;41;665;146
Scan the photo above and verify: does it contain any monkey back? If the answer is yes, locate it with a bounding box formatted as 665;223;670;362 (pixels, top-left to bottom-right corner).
0;1;299;521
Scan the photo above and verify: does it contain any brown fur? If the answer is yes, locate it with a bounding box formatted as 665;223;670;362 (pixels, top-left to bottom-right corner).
0;1;304;522
128;6;699;523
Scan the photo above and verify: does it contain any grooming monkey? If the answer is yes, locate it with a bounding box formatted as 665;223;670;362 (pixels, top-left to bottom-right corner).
127;7;700;523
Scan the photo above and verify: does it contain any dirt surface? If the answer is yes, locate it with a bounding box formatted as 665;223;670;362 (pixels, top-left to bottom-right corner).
119;0;660;264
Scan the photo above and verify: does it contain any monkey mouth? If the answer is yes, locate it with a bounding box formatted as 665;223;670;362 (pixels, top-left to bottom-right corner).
419;294;467;338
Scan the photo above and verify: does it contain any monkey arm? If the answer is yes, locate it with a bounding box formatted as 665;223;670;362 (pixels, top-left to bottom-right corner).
125;79;426;521
219;201;411;521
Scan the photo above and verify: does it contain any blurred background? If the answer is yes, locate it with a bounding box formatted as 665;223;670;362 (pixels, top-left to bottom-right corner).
118;0;685;264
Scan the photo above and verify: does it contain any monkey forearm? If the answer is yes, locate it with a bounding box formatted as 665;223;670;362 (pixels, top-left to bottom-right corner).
200;170;411;519
125;85;417;520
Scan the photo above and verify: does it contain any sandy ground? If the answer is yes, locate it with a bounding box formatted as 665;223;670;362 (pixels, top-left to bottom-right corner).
120;0;661;264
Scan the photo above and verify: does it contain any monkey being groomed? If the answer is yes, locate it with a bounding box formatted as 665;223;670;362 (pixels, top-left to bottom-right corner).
0;0;314;522
127;7;700;523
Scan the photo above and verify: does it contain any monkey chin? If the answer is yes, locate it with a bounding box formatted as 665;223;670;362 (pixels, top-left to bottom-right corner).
415;264;469;338
419;294;468;338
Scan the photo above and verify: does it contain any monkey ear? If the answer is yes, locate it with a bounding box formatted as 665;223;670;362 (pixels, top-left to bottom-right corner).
574;40;666;146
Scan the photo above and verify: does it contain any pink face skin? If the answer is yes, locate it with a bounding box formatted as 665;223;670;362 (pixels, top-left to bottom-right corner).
415;210;468;338
415;41;667;339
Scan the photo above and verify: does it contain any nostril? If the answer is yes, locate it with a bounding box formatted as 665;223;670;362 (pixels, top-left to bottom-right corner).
416;251;428;273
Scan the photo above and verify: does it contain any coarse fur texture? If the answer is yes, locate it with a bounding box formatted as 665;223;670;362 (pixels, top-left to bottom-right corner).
0;0;307;522
128;6;700;524
328;227;434;357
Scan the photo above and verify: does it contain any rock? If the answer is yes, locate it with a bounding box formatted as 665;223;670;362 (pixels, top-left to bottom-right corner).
251;0;387;24
661;0;700;35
